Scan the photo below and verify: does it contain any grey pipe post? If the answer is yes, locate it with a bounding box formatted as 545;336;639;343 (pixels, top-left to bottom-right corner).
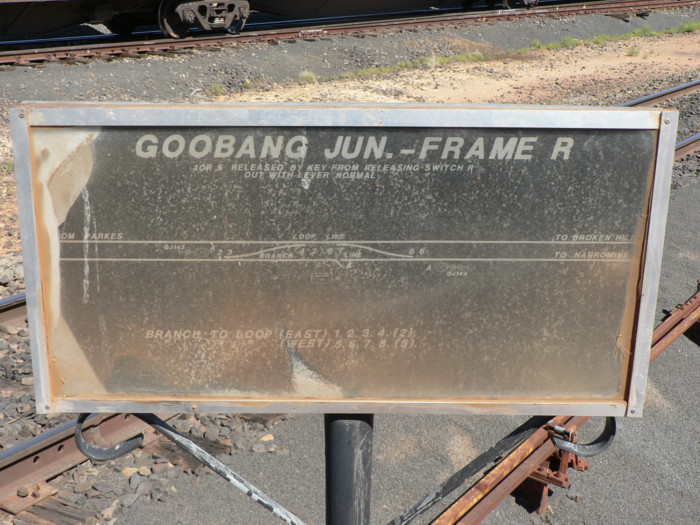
325;414;374;525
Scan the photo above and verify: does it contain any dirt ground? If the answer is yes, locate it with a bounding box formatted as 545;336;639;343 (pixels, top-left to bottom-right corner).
223;33;700;104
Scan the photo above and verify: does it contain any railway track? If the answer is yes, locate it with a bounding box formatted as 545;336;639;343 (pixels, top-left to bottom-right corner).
626;80;700;159
0;78;697;523
0;0;697;66
0;284;696;523
0;293;26;328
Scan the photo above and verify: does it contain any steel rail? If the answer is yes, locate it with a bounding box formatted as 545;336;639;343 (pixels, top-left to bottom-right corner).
652;285;700;346
0;414;169;513
650;284;700;361
674;133;700;160
0;8;459;49
451;417;592;524
3;2;536;49
431;415;572;524
0;243;696;518
4;282;694;519
623;79;700;107
1;0;697;65
451;288;700;522
388;417;552;525
425;284;700;524
0;292;26;327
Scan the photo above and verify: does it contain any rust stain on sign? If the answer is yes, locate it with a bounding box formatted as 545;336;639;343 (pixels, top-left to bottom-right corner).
31;128;105;396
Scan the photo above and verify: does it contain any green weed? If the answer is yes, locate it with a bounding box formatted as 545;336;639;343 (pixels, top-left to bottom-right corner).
517;20;699;55
298;70;317;84
208;82;225;96
665;21;700;34
590;33;613;45
631;25;654;37
560;36;581;48
333;51;487;81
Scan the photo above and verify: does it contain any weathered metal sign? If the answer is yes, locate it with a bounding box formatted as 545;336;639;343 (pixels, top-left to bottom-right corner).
11;103;677;416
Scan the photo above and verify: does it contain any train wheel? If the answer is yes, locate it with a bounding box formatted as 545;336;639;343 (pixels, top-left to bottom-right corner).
158;0;190;38
106;15;136;36
502;0;516;8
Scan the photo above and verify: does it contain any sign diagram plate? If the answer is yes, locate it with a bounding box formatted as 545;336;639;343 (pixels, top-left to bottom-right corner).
10;103;677;416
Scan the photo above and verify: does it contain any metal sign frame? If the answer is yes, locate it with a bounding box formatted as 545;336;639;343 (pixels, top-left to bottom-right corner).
10;102;677;417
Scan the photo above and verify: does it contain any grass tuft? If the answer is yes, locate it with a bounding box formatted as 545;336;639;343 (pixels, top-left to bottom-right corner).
207;82;225;96
332;51;488;81
298;70;317;84
666;21;700;34
590;33;613;45
515;20;699;54
631;25;654;37
561;36;581;48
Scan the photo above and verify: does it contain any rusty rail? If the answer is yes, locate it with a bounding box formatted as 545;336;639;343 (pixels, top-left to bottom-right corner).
0;286;697;520
428;284;700;524
432;416;572;524
0;414;166;513
650;283;700;361
434;416;591;524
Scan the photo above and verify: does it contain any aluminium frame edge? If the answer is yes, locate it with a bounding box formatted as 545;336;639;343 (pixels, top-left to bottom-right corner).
626;110;678;417
9;109;53;413
52;399;628;417
12;103;672;416
20;103;662;130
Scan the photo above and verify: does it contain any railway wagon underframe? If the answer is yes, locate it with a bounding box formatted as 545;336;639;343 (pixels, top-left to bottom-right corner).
2;0;474;38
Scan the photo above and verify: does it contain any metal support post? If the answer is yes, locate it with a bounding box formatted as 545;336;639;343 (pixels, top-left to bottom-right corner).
325;414;374;525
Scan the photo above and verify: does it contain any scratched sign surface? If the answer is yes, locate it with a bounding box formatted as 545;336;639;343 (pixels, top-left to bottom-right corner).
11;104;676;415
